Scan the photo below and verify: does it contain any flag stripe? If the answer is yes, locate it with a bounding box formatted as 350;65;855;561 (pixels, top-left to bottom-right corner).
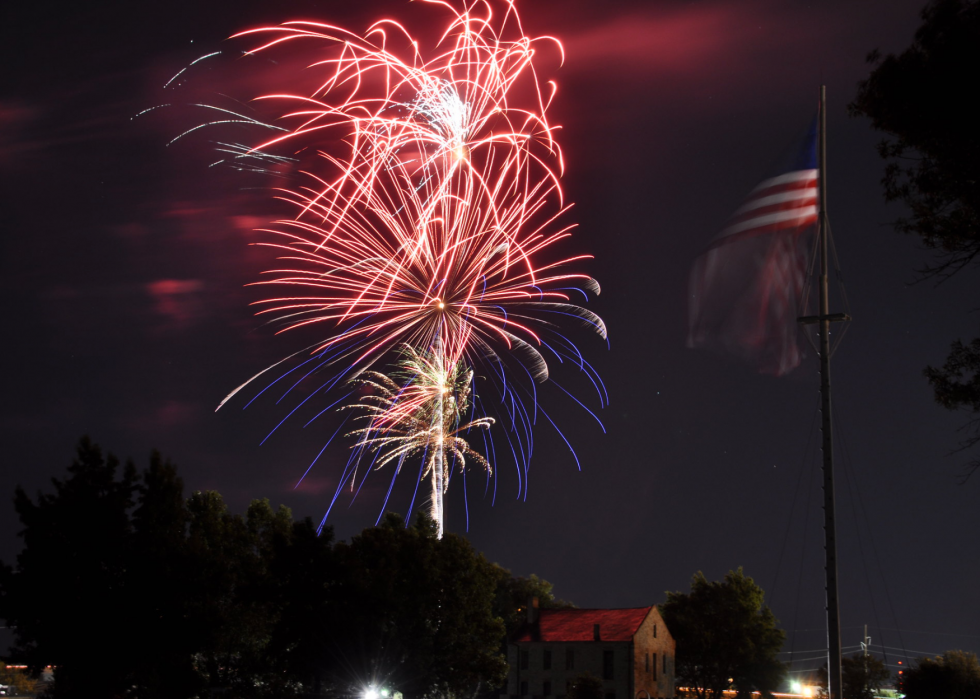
721;166;817;238
750;168;817;192
734;188;817;215
721;205;817;237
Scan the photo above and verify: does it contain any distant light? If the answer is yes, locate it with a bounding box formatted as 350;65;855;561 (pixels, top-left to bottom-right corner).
364;688;380;699
791;682;802;694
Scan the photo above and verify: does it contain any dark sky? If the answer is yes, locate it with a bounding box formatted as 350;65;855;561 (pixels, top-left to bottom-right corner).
2;0;978;678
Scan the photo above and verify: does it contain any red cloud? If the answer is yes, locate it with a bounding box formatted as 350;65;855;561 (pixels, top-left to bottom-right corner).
0;99;41;166
155;399;201;427
559;4;742;76
548;0;847;88
146;278;205;325
121;399;201;432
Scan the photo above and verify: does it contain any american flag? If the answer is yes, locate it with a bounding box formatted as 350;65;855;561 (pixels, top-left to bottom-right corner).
688;119;818;376
721;168;817;242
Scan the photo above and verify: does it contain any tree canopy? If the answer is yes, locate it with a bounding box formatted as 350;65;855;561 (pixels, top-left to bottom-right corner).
491;568;575;639
850;0;980;478
330;513;507;698
0;661;40;696
850;0;980;277
3;437;139;697
659;568;785;699
900;650;980;699
841;653;891;699
0;437;527;699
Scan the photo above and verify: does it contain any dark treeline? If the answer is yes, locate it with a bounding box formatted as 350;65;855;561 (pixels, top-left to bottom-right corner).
0;438;567;699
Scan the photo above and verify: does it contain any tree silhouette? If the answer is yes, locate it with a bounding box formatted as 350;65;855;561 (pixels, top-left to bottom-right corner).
851;0;980;479
0;439;512;699
660;568;785;699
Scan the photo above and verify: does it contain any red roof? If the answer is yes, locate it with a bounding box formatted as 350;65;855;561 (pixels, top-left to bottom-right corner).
516;607;653;643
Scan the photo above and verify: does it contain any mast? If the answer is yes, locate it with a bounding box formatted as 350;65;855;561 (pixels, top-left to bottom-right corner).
817;84;843;699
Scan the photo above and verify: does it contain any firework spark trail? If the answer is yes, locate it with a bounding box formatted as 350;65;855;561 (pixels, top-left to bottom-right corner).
213;0;605;536
233;0;566;239
248;155;604;384
345;345;494;538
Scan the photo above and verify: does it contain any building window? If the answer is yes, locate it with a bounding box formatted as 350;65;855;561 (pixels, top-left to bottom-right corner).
645;653;649;672
566;648;575;670
652;653;657;680
520;650;529;670
544;681;552;696
544;649;552;670
603;650;614;680
653;623;657;638
521;681;529;696
663;654;668;674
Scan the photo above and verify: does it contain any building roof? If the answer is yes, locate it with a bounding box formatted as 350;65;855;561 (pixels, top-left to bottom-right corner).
516;607;653;643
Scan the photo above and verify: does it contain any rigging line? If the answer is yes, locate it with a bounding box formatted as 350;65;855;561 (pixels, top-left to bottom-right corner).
834;398;911;666
800;223;822;355
827;218;852;317
768;400;822;607
831;404;887;667
788;415;821;668
825;219;852;355
800;222;821;312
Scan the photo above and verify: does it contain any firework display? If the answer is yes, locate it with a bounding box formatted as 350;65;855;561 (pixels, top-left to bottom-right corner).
219;0;606;536
347;343;494;536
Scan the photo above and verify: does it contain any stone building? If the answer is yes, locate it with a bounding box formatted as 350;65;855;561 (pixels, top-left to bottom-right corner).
503;601;675;699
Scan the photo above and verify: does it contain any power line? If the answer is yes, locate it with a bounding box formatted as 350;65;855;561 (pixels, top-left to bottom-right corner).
871;644;950;656
876;628;980;640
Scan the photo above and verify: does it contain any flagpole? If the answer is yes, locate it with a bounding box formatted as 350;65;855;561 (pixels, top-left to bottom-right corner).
817;84;843;699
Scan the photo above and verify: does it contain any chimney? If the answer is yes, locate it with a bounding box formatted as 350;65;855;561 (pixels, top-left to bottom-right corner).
527;596;540;625
593;623;601;641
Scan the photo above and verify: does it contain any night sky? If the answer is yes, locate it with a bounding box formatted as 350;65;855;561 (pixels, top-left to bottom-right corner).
2;0;978;679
